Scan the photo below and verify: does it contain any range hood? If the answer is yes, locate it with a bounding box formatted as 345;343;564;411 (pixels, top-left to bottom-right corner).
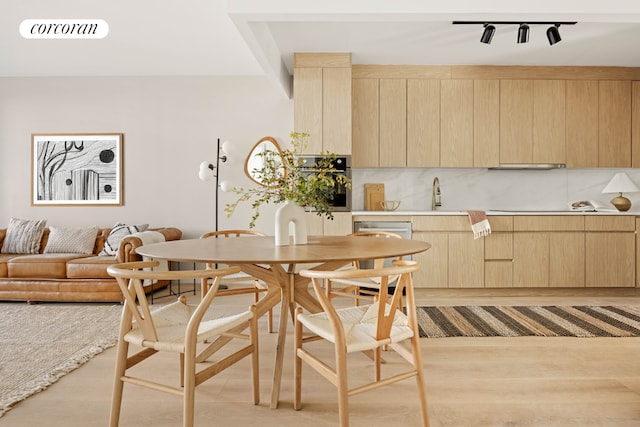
488;163;566;170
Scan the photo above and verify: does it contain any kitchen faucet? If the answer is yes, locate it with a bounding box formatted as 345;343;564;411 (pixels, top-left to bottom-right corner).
432;177;441;210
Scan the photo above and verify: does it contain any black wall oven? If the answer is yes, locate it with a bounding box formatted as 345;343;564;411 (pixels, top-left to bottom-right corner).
297;155;352;212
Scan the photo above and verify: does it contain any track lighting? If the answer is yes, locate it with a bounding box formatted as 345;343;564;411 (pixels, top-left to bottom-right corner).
480;24;495;44
452;21;576;45
517;23;529;43
546;24;561;45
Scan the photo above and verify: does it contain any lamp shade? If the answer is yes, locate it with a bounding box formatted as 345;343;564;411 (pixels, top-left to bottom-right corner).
198;161;215;181
602;173;640;194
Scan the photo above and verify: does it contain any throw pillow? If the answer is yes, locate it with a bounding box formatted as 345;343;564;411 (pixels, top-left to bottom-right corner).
99;223;149;256
43;226;99;254
1;217;47;254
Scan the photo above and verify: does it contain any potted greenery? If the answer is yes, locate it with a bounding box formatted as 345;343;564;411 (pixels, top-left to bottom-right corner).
224;132;351;244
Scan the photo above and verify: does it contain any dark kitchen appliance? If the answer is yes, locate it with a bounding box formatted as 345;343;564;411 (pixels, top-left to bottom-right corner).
297;155;352;212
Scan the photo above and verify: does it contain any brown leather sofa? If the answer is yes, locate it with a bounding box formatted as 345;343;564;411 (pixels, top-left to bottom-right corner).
0;227;182;303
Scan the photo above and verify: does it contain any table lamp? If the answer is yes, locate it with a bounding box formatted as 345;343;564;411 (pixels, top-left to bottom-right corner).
601;173;640;211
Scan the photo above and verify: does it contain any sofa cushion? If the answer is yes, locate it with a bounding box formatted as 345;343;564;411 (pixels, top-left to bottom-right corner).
1;218;47;254
66;256;116;279
99;223;149;256
43;226;99;254
7;254;92;279
0;254;21;278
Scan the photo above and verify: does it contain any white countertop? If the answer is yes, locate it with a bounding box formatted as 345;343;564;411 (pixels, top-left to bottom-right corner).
352;210;640;216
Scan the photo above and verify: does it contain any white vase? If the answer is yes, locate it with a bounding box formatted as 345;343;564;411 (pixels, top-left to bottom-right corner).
274;200;308;246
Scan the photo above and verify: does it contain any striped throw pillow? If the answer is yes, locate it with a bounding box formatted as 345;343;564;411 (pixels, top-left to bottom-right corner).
99;223;149;256
1;217;47;254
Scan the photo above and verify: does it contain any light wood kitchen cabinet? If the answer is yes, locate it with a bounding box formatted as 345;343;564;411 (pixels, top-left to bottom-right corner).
306;212;352;236
484;216;514;287
500;80;566;165
448;233;484;287
599;80;631;167
351;78;406;167
474;80;500;167
512;216;585;288
407;79;440;167
550;232;585;287
323;67;352;154
440;80;474;167
352;78;379;167
566;80;599;167
379;79;407;167
633;81;640;168
412;232;448;288
412;216;484;288
533;80;566;163
500;80;533;164
585;216;635;287
293;53;351;155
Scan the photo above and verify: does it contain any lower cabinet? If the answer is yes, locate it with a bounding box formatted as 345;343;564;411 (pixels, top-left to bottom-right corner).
306;212;353;236
409;214;637;289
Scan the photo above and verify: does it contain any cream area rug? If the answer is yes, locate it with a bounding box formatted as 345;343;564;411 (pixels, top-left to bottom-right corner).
0;303;122;417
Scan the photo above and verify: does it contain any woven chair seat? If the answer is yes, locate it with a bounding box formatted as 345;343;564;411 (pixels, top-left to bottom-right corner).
297;302;413;353
125;301;253;353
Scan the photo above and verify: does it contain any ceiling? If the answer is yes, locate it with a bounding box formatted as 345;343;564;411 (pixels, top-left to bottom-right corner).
4;1;640;99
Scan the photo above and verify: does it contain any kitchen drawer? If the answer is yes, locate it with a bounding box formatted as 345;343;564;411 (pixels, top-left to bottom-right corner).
412;216;470;232
585;215;636;231
513;215;584;231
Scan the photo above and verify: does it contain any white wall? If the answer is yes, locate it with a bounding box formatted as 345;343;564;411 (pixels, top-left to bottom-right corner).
0;76;293;238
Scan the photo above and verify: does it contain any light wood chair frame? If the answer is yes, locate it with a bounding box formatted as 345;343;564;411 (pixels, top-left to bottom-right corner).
107;261;260;427
328;230;404;311
201;229;273;333
295;260;430;427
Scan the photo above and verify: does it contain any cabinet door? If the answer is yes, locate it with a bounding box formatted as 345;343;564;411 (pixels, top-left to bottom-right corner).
566;80;599;168
407;79;440;167
513;232;549;287
474;80;500;167
306;212;353;236
550;232;585;287
599;80;631;167
323;213;353;236
586;232;635;287
293;67;323;153
533;80;565;163
352;78;379;167
441;80;474;167
379;79;407;167
500;80;533;164
323;67;351;154
448;233;484;287
412;232;448;288
632;81;640;168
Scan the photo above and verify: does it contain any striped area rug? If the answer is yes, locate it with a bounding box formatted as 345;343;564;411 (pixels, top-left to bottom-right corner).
416;305;640;338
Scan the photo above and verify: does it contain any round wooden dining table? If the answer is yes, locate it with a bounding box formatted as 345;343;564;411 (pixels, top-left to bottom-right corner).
136;234;431;408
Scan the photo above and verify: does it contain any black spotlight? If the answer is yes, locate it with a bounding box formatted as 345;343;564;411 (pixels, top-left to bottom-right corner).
547;24;561;45
480;24;495;44
517;23;529;43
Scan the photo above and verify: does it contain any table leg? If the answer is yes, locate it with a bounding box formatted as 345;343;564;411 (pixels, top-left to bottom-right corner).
270;283;290;409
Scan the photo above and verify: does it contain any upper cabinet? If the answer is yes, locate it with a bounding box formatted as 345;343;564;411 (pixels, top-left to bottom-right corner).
296;57;640;168
499;79;566;164
293;53;352;154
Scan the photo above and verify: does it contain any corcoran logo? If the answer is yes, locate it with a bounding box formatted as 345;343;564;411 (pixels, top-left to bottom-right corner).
20;19;109;39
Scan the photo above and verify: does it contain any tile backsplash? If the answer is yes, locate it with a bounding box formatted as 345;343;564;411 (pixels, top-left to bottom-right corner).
352;168;640;213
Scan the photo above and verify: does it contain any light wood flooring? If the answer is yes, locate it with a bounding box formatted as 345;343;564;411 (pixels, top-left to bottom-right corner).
3;287;640;427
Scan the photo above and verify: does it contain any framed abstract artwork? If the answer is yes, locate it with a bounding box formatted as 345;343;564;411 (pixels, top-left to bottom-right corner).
31;133;123;206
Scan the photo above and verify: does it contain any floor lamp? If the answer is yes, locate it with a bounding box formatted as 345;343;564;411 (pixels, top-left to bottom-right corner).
199;138;231;284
